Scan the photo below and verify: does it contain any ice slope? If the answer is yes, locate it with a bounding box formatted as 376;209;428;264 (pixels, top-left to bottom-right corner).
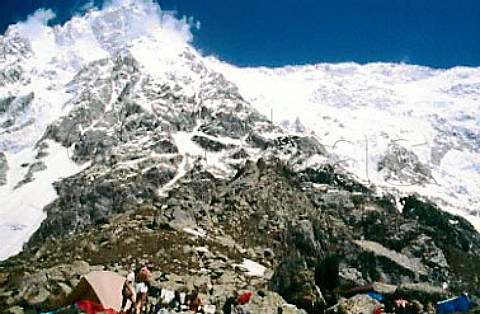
0;141;89;259
208;60;480;229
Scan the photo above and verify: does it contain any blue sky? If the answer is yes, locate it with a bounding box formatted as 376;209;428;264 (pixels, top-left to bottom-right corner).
1;0;479;68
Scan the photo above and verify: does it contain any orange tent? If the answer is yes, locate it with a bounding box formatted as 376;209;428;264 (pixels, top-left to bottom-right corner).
65;271;125;311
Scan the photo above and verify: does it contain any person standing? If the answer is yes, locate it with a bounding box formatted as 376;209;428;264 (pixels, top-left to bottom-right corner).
133;263;153;314
121;271;136;313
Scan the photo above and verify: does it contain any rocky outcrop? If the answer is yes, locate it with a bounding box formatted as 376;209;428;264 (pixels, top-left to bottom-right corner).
13;161;47;188
27;160;176;246
248;291;308;314
270;253;325;313
0;152;7;185
271;135;327;157
0;93;34;134
192;135;232;152
354;240;428;277
0;31;31;87
402;195;480;254
378;142;432;185
0;96;15;114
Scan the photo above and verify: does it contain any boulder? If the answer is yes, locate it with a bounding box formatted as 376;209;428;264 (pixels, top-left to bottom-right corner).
396;282;449;303
327;294;381;314
270;253;325;313
248;291;308;314
21;285;50;305
353;240;428;282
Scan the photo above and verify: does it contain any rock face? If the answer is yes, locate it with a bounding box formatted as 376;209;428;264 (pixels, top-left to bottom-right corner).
270;253;325;313
378;142;432;185
0;92;35;150
0;152;7;185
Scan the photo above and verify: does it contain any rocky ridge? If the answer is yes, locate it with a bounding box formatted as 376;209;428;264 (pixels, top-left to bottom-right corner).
2;153;480;312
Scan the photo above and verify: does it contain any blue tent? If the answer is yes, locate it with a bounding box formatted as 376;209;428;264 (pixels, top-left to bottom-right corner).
437;294;471;314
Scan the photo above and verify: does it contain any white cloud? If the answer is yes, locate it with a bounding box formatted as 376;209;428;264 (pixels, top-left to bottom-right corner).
10;0;200;68
17;9;58;62
17;9;56;41
101;0;199;43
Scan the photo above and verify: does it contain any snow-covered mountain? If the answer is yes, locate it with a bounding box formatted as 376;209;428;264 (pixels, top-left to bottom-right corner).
0;0;479;262
212;61;480;227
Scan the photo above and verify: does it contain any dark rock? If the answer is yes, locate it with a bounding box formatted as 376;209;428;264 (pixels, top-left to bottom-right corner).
0;93;34;116
401;195;480;254
402;235;449;276
231;148;249;159
315;255;341;297
199;111;250;139
0;152;7;185
192;135;231;152
0;96;15;113
247;132;271;149
299;165;371;193
271;135;327;156
349;240;428;284
150;138;178;154
270;253;325;313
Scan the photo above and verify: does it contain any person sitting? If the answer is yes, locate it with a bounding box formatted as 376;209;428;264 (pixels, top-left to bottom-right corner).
393;296;422;314
189;290;204;314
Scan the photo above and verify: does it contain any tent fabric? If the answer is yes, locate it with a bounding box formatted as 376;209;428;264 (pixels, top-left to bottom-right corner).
365;291;383;302
437;294;471;314
372;307;383;314
75;300;118;314
66;271;126;312
237;291;252;305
